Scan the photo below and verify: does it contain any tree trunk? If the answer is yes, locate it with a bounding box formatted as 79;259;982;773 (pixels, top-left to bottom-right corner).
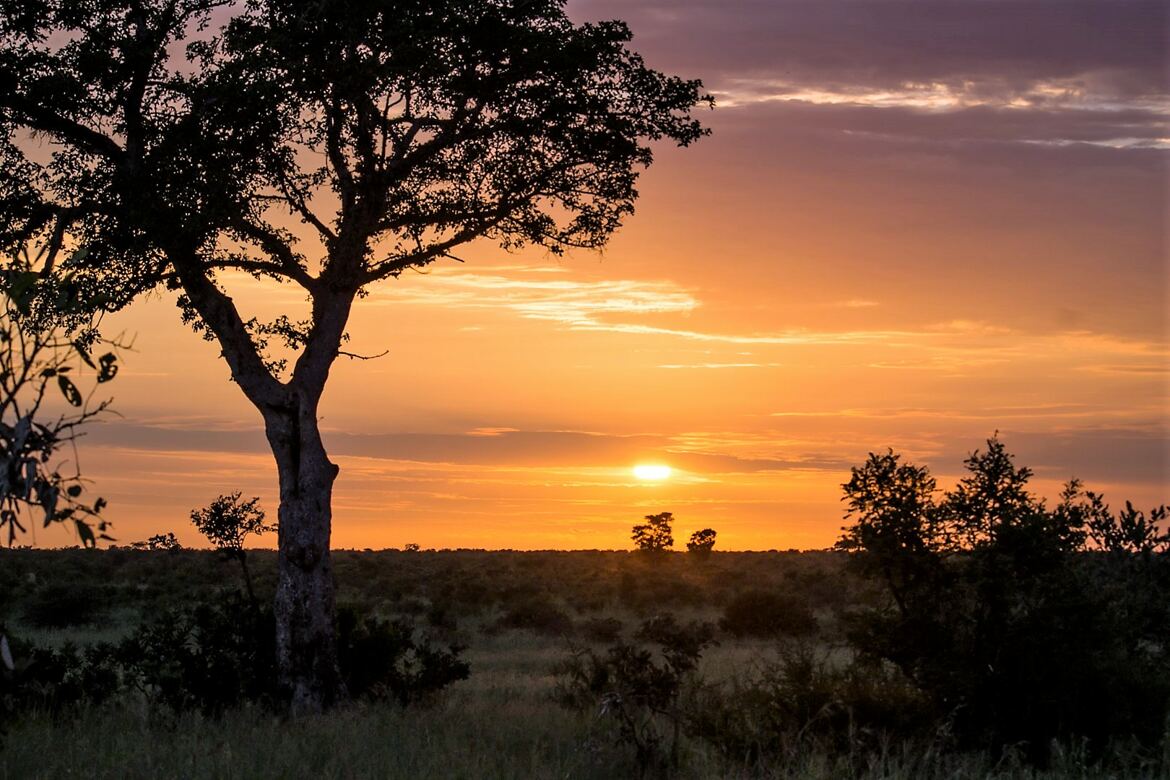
265;396;346;713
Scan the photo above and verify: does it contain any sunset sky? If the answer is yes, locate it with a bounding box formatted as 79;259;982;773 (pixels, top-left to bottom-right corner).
40;0;1167;550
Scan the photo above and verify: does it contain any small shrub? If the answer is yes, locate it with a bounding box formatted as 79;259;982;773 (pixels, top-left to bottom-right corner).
1;593;470;721
495;595;573;636
131;533;182;552
555;614;715;775
337;608;469;705
719;589;816;638
688;645;934;763
580;616;624;643
21;583;105;628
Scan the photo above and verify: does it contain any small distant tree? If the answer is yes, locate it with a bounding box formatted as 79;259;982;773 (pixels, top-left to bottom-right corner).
131;532;181;552
191;493;275;606
632;512;674;554
686;528;717;557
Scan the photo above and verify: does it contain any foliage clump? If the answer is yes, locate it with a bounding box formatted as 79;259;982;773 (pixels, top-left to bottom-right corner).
131;532;182;552
1;594;468;718
190;493;274;604
836;437;1170;761
20;582;105;629
555;613;715;776
718;588;816;638
685;528;716;557
0;249;119;548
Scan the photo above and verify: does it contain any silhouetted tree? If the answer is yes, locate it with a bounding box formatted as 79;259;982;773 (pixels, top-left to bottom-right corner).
686;528;716;557
632;512;674;554
0;0;710;711
191;493;274;607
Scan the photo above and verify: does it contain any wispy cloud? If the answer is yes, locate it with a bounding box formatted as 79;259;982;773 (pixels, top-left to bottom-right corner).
717;77;1170;116
658;362;782;369
380;267;952;346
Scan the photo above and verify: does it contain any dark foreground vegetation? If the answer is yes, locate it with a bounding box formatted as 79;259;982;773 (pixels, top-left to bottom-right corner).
0;441;1166;778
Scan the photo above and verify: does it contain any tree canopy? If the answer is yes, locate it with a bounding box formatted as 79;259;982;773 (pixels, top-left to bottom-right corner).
0;0;710;393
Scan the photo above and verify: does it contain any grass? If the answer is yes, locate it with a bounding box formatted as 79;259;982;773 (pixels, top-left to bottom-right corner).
1;549;1166;778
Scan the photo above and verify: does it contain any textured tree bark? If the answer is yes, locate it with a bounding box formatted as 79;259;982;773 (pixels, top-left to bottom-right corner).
265;395;346;713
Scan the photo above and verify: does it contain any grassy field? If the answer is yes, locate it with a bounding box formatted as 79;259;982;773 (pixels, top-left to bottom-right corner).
1;549;1164;778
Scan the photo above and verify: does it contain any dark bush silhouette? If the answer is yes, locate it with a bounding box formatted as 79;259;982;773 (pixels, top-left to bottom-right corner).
1;593;469;718
632;512;674;554
579;616;624;644
555;613;715;776
719;589;817;638
131;533;182;552
337;608;470;706
21;583;105;629
686;528;716;557
688;645;933;765
495;595;574;636
836;437;1170;762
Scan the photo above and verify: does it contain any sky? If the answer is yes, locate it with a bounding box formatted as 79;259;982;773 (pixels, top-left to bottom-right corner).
37;0;1169;551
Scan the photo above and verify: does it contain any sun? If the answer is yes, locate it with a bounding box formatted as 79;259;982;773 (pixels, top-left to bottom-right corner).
633;464;672;481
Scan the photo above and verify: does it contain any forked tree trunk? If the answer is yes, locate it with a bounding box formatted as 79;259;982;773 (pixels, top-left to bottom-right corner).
264;396;346;712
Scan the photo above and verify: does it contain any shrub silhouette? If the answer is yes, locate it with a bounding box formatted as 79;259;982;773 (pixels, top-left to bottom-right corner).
337;608;469;706
687;645;932;764
495;594;574;637
686;528;717;557
131;533;182;552
21;583;105;629
555;613;715;776
579;616;624;644
632;512;674;554
718;589;816;638
190;493;274;605
1;595;469;720
836;437;1170;762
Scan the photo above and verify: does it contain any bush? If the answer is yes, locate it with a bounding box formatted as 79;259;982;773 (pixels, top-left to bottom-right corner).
338;608;469;706
21;583;105;628
495;595;573;636
1;592;470;721
836;438;1170;762
719;589;816;638
688;645;933;765
555;614;715;775
579;616;624;643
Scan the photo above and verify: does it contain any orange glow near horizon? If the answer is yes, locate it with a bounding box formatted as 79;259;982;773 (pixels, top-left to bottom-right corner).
22;1;1168;553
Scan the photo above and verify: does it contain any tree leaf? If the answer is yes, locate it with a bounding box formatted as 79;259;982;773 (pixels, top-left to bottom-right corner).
58;375;83;406
75;518;96;548
73;342;97;368
97;353;118;383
